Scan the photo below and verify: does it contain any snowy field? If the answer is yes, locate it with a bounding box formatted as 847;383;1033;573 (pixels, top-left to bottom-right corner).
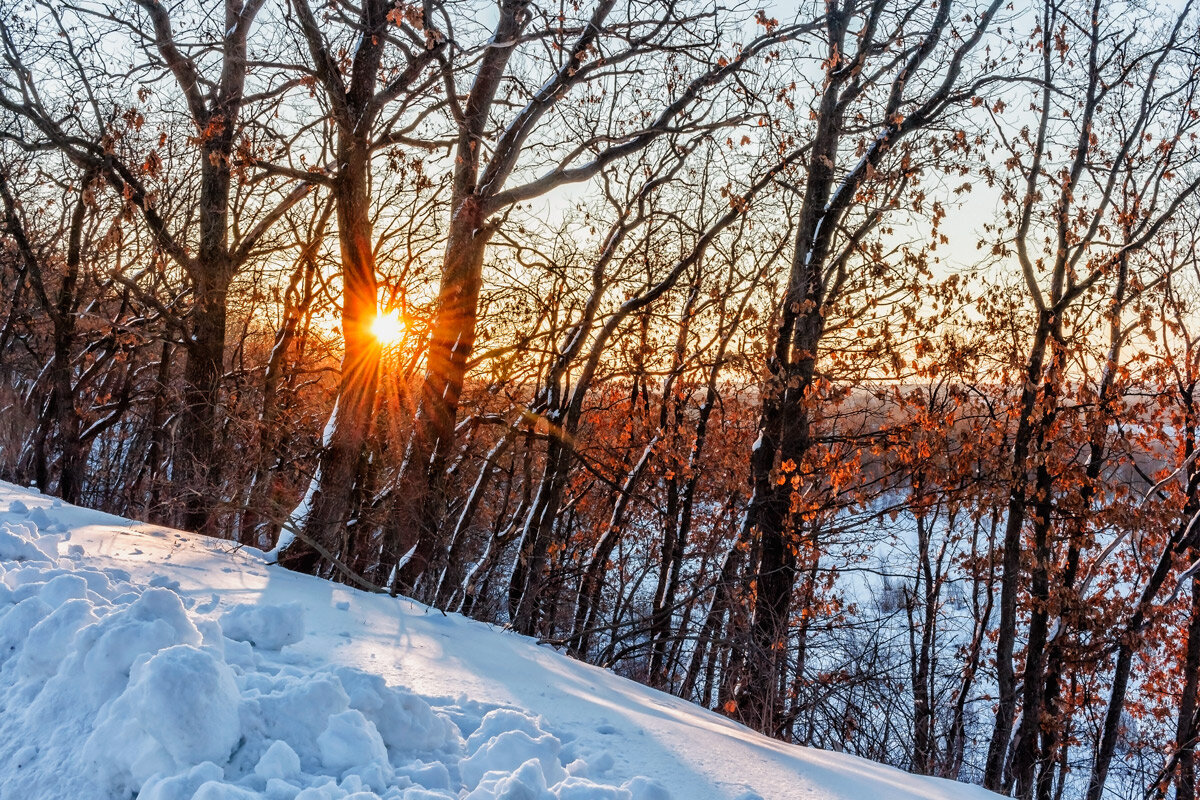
0;480;1000;800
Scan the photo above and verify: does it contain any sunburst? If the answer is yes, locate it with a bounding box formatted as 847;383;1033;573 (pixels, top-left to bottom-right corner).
370;309;406;346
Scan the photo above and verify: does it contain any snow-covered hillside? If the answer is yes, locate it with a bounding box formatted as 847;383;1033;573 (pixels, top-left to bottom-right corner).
0;480;999;800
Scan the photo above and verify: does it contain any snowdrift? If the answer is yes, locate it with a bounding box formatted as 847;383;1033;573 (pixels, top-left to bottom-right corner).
0;481;999;800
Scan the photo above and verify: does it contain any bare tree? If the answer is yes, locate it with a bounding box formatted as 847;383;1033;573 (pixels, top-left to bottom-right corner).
272;0;444;576
724;0;1004;734
0;0;315;532
375;0;815;595
971;1;1200;794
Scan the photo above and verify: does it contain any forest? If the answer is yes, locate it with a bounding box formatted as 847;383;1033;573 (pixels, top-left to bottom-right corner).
1;0;1199;798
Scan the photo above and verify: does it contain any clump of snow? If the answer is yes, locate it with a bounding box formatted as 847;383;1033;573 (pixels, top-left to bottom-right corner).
626;777;673;800
0;522;55;562
148;573;183;592
16;597;97;682
461;709;567;788
138;761;225;800
255;740;302;781
334;665;459;755
27;505;52;528
319;709;390;772
84;644;242;791
221;601;306;650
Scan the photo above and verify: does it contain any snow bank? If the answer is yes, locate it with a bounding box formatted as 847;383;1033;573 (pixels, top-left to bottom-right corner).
0;506;667;800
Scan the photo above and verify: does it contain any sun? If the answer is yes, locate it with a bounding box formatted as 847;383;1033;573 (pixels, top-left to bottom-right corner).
370;309;406;346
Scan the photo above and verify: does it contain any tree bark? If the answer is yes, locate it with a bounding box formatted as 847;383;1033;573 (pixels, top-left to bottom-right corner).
985;315;1053;788
1176;567;1200;800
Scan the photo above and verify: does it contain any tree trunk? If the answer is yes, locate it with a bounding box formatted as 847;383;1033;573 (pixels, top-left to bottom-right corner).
682;533;746;704
908;510;940;774
569;438;656;652
510;436;570;634
985;314;1054;790
1010;376;1062;798
177;271;230;534
386;209;491;592
384;0;532;594
1086;505;1200;800
284;132;380;572
51;185;87;505
172;0;264;533
1176;568;1200;800
240;209;326;546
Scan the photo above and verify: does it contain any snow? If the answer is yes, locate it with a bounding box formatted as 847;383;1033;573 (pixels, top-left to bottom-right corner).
0;480;1000;800
221;602;306;650
255;740;303;782
85;644;242;789
273;400;339;559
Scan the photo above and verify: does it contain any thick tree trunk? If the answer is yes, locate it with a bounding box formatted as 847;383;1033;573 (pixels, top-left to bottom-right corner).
730;5;854;728
171;0;261;533
51;192;86;505
382;0;530;595
386;208;490;593
32;295;84;504
177;273;230;534
734;206;827;733
285;134;380;572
